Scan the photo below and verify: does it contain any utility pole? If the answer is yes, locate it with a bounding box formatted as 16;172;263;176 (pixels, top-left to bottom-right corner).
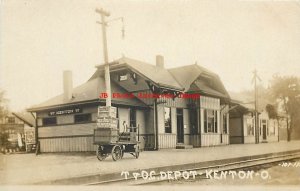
96;8;111;106
252;69;261;144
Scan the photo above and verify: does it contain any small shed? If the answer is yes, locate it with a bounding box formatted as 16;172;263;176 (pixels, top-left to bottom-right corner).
229;101;279;144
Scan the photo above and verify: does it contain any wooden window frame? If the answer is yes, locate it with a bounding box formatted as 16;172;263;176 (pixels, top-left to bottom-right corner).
42;117;57;126
223;113;228;134
129;108;137;132
164;107;172;133
204;109;218;134
74;113;92;124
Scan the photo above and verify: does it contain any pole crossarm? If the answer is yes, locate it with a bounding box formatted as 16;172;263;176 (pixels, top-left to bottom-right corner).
95;8;110;17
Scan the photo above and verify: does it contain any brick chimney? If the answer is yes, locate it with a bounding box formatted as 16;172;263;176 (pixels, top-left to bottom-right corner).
63;70;73;101
156;55;164;68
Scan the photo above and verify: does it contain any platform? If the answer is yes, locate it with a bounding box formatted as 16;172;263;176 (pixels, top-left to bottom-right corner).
0;141;300;185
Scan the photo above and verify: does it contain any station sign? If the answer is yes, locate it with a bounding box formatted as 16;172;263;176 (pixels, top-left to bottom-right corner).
48;108;82;116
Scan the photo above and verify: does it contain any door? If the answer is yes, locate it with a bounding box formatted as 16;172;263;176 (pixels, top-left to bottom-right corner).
262;124;267;140
118;108;130;133
261;119;267;140
177;109;184;143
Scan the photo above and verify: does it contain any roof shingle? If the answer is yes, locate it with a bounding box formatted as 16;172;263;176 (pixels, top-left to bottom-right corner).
28;76;147;111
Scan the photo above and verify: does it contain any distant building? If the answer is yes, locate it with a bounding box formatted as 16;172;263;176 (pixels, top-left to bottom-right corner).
12;112;36;152
0;114;25;150
229;101;279;144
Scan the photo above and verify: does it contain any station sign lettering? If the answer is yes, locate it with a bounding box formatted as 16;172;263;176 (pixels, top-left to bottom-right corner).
48;108;82;116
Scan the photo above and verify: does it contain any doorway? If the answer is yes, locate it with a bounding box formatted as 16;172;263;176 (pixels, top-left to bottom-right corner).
262;120;267;140
262;124;267;140
177;109;184;144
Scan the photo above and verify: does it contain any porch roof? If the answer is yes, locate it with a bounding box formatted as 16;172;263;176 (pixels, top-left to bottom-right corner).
229;99;256;116
12;112;35;127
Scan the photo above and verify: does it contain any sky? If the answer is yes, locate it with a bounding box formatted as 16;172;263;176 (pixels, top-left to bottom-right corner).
1;0;300;111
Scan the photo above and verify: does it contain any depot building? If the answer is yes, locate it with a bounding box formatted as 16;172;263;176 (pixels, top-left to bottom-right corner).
28;56;231;152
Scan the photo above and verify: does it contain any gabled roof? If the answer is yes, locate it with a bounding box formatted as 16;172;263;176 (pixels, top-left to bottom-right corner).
190;79;228;98
90;57;183;91
168;64;216;90
169;64;230;98
28;56;231;112
28;76;147;111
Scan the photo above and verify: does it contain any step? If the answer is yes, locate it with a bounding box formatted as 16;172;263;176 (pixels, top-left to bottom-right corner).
176;144;193;149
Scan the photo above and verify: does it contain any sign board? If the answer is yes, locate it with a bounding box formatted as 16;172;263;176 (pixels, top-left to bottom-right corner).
119;74;128;81
97;117;118;124
48;108;82;116
25;129;35;144
98;106;117;118
96;123;118;128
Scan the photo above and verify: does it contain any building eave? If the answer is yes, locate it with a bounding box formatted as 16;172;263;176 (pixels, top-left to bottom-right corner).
27;99;149;112
11;112;35;127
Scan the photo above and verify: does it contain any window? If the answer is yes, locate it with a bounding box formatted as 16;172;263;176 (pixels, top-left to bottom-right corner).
204;109;218;133
269;120;276;135
214;111;218;133
75;113;91;123
130;108;137;132
7;117;15;124
204;110;208;133
246;118;254;136
207;110;214;132
42;117;57;126
223;114;227;134
164;107;171;133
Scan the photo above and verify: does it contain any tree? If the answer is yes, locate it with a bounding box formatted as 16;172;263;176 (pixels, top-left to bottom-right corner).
266;104;278;119
0;89;9;123
0;89;9;150
230;85;274;112
265;103;284;135
269;75;300;141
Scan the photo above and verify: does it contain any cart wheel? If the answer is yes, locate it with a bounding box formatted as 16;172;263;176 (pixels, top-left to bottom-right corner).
96;145;106;161
121;150;124;159
111;145;122;161
135;146;140;159
135;151;139;159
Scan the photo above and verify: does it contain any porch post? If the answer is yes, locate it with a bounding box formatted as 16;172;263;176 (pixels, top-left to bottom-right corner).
154;98;159;150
